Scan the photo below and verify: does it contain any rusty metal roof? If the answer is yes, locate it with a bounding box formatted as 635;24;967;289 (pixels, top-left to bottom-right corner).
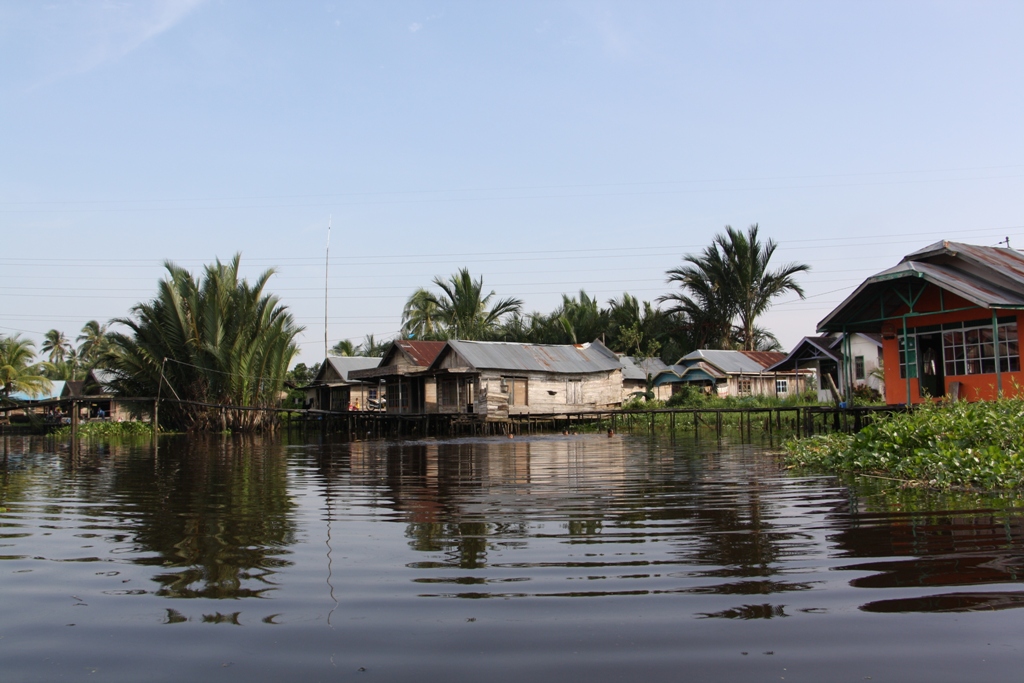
678;349;782;374
819;241;1024;332
393;340;447;367
438;339;621;374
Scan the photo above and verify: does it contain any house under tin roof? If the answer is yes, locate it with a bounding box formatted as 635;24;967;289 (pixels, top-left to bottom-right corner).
819;240;1024;333
432;339;621;374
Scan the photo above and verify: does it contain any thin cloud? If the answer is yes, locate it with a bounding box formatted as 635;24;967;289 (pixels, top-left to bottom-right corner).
33;0;206;86
409;22;422;33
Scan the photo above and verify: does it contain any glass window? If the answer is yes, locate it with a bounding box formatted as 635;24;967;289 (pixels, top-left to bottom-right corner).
942;321;1019;376
854;356;865;380
775;379;789;395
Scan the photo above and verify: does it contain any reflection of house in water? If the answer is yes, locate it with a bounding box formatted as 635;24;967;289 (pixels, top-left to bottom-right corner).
829;505;1024;613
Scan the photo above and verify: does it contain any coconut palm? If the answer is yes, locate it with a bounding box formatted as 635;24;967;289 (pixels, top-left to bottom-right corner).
426;268;522;340
330;339;355;357
41;329;73;364
104;254;303;432
401;288;444;339
355;334;390;357
716;224;809;351
77;320;111;366
0;334;51;398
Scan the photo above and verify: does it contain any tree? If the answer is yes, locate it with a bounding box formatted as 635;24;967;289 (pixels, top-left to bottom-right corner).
0;334;51;398
401;288;444;339
104;255;303;432
330;339;355;357
41;329;72;364
661;224;809;352
716;224;809;351
355;334;390;357
423;268;522;340
660;241;737;350
77;320;111;366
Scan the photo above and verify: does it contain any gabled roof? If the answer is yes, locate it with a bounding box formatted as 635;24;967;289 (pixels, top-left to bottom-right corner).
434;339;621;374
348;340;447;380
619;356;669;382
392;340;447;367
314;356;381;384
819;241;1024;332
767;336;840;372
678;349;786;374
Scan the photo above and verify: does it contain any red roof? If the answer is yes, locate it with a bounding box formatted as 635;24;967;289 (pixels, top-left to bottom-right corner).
394;340;446;367
739;350;788;368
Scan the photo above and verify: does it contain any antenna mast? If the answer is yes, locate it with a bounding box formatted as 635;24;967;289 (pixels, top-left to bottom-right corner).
325;216;331;358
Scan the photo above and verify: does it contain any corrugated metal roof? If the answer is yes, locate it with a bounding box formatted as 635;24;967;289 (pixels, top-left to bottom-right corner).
766;336;840;371
679;349;778;374
320;356;381;382
9;380;65;402
394;340;447;367
441;340;621;374
619;355;669;381
819;241;1024;332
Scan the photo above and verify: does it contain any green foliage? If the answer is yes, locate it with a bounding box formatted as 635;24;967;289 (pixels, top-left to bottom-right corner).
851;383;882;404
0;334;51;398
54;420;154;439
103;255;302;432
785;398;1024;489
660;224;809;352
409;268;523;340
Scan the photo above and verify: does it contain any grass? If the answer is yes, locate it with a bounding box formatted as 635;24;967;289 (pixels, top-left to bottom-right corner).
784;397;1024;490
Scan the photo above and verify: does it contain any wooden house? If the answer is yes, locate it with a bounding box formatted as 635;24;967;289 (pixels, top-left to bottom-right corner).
428;339;624;419
819;240;1024;404
348;340;447;414
652;349;809;398
768;333;883;402
619;356;671;401
306;356;382;411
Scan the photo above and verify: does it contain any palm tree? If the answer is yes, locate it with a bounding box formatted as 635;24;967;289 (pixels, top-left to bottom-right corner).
355;334;390;357
77;320;111;366
716;224;809;351
553;290;607;345
330;339;355;356
0;334;51;398
661;225;808;351
104;255;303;432
660;241;737;350
41;329;72;364
426;268;522;340
401;288;444;339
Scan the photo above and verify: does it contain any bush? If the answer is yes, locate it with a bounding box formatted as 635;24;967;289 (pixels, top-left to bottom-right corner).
785;397;1024;489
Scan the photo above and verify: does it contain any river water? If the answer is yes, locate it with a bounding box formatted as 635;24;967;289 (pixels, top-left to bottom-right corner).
2;432;1024;682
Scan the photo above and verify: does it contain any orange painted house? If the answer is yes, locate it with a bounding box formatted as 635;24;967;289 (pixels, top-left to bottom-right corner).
818;241;1024;405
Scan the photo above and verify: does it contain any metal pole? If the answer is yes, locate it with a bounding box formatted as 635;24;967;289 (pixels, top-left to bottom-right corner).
993;310;1003;396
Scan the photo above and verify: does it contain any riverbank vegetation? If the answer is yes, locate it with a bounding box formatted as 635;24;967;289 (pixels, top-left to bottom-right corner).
103;255;302;433
53;420;154;439
785;398;1024;490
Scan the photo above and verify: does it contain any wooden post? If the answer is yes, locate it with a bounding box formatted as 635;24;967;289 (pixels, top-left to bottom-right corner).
71;398;79;441
152;399;159;452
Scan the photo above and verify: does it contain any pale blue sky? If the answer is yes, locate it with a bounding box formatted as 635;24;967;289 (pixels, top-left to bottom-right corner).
2;0;1022;365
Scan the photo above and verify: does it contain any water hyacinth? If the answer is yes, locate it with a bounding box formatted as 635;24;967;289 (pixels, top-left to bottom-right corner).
784;397;1024;490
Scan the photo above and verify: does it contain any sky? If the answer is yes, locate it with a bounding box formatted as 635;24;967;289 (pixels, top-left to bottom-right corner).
2;0;1023;367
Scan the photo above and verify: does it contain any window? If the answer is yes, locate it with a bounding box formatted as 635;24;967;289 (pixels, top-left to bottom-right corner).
738;378;752;395
439;379;459;406
899;333;917;379
503;377;528;406
854;356;865;380
942;321;1019;376
776;379;789;395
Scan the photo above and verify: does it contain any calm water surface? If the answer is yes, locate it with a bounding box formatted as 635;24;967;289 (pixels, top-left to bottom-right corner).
2;432;1024;682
